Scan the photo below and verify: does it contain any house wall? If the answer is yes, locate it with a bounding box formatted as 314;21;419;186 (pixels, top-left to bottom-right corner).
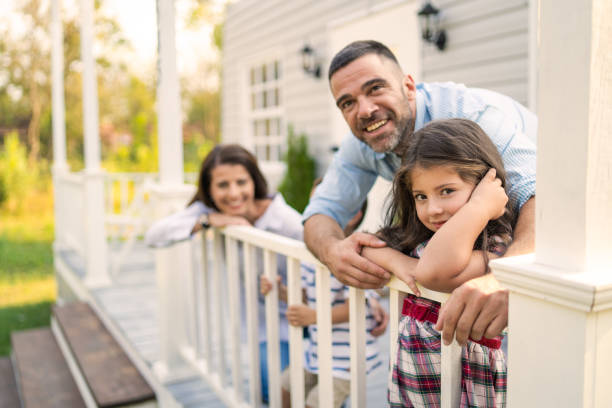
222;0;388;188
421;0;530;106
222;0;532;189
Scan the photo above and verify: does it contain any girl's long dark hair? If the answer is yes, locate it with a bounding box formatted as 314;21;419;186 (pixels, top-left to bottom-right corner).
188;144;268;211
378;119;516;266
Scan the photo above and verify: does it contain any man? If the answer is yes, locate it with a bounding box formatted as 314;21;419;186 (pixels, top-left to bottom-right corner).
303;40;536;346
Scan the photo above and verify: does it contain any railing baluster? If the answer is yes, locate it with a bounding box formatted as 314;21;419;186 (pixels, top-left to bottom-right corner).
315;265;333;407
225;235;243;403
349;287;366;408
243;242;262;406
264;249;281;408
287;257;305;408
199;231;212;369
440;340;462;407
212;229;227;386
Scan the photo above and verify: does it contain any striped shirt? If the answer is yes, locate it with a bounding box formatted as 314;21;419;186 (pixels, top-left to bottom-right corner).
301;263;382;380
303;81;537;229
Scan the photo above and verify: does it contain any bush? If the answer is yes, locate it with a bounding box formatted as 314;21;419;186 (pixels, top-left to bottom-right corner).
277;126;316;213
0;132;38;212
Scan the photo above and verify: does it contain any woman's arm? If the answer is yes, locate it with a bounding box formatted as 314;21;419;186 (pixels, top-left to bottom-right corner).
145;202;208;248
414;169;507;291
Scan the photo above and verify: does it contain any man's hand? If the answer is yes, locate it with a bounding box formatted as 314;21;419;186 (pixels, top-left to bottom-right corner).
434;273;508;346
323;232;391;289
368;297;389;337
286;304;316;327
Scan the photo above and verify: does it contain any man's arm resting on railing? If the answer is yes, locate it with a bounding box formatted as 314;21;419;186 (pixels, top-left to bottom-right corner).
435;196;535;346
304;214;390;289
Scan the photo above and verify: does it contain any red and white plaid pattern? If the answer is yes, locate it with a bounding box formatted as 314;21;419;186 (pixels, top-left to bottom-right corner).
388;295;506;408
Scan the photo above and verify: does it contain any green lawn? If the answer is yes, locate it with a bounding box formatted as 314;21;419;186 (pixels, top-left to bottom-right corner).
0;192;56;356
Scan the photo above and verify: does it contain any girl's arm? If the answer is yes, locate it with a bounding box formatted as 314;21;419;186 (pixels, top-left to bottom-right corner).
415;169;507;291
361;246;420;296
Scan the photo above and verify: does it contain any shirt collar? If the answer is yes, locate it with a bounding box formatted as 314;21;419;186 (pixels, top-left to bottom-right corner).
414;84;427;132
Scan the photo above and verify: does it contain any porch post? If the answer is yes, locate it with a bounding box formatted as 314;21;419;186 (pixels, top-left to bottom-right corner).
152;0;194;382
50;0;68;252
156;0;184;187
80;0;110;287
51;0;67;174
492;0;612;406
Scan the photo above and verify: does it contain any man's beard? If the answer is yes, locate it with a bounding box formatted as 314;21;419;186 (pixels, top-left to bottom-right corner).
369;102;415;155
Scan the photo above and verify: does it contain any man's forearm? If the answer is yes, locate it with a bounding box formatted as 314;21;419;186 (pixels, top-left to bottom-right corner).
304;214;345;263
505;196;535;257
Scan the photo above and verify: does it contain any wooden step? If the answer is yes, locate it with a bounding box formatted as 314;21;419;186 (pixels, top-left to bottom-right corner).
11;328;86;408
53;302;156;408
0;357;21;408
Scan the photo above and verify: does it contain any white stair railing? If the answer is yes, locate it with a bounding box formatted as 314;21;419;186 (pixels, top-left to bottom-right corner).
154;225;463;407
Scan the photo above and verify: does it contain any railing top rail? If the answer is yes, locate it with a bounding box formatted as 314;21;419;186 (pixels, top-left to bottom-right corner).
220;225;322;266
219;225;450;304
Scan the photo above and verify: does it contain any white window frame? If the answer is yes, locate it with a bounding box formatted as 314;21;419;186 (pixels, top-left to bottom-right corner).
246;56;285;163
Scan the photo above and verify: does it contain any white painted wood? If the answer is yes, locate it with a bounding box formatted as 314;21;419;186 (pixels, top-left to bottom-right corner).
287;257;305;408
536;0;612;272
199;233;212;367
152;241;194;383
314;265;333;408
263;249;281;408
155;0;183;186
211;229;227;387
83;171;111;288
440;342;462;408
243;242;262;407
79;0;100;171
491;0;612;405
50;0;67;173
79;0;109;288
225;236;244;403
349;287;366;408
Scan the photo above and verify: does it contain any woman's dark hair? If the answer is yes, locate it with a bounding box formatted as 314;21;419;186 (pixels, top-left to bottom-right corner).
188;144;268;211
378;119;516;266
328;40;401;81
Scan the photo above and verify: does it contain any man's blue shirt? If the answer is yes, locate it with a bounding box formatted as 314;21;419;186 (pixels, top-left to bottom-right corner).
303;82;537;228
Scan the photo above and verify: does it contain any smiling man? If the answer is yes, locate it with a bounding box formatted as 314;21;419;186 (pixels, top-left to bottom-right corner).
302;40;537;345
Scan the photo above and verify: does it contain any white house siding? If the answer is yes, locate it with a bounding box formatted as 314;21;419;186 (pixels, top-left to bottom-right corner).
222;0;388;186
422;0;530;105
222;0;532;188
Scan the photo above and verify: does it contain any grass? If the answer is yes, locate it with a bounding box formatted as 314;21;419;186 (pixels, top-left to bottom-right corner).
0;188;56;356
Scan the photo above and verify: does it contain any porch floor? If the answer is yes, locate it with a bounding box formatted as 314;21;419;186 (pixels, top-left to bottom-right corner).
57;241;390;407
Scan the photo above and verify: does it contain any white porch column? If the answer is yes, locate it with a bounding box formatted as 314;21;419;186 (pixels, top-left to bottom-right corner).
51;0;67;174
51;0;69;252
493;0;612;406
80;0;110;287
156;0;184;187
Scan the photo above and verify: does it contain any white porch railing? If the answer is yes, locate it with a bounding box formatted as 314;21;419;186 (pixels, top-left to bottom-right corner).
54;172;87;257
154;225;463;408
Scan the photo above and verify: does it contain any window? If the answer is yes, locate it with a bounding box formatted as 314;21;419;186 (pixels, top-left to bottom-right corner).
249;60;283;162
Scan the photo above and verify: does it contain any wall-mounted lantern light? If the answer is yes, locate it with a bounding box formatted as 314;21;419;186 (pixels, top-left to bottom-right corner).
417;2;447;51
300;44;322;79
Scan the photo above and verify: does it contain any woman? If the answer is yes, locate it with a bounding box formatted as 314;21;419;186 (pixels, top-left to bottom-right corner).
145;144;302;403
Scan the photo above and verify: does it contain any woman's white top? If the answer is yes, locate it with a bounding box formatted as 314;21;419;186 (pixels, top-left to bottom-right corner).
145;194;303;247
144;193;303;342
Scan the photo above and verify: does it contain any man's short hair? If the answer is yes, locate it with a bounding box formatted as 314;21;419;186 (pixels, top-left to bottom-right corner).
328;40;401;81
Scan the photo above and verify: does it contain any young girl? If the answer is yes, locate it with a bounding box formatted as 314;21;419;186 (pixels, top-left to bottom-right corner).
362;118;515;407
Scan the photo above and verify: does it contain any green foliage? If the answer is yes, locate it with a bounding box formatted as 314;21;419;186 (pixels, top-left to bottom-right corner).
0;133;39;212
277;126;316;213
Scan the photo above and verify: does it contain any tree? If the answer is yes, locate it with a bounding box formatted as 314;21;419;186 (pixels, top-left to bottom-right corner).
277;126;316;213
